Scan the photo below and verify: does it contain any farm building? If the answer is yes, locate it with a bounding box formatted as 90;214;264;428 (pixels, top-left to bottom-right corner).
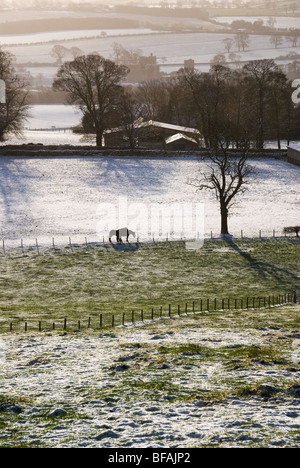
103;120;201;149
165;133;199;150
287;145;300;167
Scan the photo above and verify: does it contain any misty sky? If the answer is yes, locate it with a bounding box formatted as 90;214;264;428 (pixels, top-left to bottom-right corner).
2;0;289;6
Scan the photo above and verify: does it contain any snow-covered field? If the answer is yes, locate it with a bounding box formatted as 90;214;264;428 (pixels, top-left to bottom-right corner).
0;29;156;46
0;309;299;448
24;105;82;130
5;32;298;67
0;152;299;249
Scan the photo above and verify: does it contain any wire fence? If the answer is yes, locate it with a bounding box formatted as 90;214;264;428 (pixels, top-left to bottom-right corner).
0;229;299;256
2;291;298;334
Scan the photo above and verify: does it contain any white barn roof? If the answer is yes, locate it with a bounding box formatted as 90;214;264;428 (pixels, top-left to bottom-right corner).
104;120;200;136
165;133;198;145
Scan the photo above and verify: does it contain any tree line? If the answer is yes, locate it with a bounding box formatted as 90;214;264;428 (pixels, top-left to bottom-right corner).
53;52;299;150
1;48;299;150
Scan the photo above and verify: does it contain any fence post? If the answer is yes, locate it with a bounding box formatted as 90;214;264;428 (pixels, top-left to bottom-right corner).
100;314;103;328
25;322;27;332
2;240;5;257
88;317;91;328
207;299;209;311
151;308;154;320
200;299;203;312
168;304;171;318
112;315;115;327
39;321;42;332
178;304;180;316
132;310;134;324
36;238;39;255
123;313;125;326
78;320;81;330
214;298;217;311
193;301;195;313
64;318;67;330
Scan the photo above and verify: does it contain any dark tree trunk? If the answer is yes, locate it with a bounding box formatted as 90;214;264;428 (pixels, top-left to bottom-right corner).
220;202;229;235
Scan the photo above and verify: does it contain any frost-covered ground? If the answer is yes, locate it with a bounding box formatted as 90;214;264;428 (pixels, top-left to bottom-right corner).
0;29;157;46
6;32;298;68
0;307;299;448
0;153;299;248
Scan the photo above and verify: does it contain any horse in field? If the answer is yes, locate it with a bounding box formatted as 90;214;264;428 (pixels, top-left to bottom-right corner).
109;228;136;243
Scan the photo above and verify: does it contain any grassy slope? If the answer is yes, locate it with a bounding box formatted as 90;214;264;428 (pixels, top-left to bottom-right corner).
0;238;299;331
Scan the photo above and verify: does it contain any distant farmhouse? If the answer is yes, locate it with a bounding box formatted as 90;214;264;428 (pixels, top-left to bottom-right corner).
127;54;161;83
287;144;300;167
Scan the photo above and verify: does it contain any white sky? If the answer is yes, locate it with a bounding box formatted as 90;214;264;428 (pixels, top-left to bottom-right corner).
1;0;294;6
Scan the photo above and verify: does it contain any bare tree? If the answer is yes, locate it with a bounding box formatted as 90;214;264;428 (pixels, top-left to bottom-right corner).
286;29;300;47
50;45;69;65
234;32;250;52
0;48;30;141
188;143;254;236
243;59;283;149
223;37;234;53
269;34;283;49
117;86;142;149
69;47;84;59
53;54;128;147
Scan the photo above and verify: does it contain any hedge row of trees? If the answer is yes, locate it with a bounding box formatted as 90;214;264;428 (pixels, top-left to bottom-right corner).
1;48;300;150
53;53;299;150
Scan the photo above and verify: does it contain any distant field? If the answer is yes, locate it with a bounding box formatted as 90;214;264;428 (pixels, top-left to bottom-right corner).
0;238;299;332
5;31;296;71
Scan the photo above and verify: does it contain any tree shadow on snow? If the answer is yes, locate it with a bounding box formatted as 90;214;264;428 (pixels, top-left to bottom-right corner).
224;237;300;286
